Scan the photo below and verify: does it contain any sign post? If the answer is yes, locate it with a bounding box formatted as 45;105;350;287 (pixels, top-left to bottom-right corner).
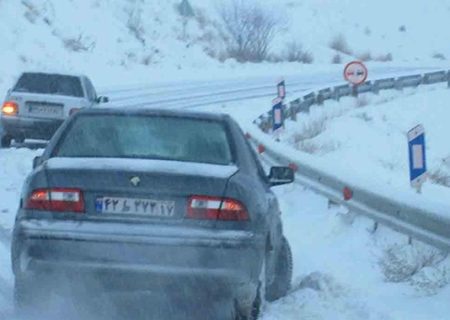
407;124;427;193
277;78;286;100
344;61;368;96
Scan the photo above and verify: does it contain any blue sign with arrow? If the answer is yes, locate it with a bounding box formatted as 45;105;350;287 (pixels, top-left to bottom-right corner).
272;97;284;132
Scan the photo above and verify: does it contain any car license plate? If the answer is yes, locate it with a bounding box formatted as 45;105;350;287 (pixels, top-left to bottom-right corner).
95;197;175;217
29;105;63;116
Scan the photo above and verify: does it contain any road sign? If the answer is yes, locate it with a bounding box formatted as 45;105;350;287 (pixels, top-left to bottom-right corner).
344;61;368;85
407;124;427;191
277;79;286;99
272;97;284;132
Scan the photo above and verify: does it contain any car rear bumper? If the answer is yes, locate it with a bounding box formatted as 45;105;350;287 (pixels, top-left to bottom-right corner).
12;217;265;298
1;115;63;139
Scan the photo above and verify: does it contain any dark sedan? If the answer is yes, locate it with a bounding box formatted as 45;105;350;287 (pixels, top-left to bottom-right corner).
11;108;294;319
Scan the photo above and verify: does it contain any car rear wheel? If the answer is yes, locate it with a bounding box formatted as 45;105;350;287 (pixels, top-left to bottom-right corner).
265;236;293;302
233;258;266;320
1;134;12;148
233;284;262;320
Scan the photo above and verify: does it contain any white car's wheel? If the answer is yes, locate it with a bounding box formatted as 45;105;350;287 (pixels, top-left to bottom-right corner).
1;134;12;148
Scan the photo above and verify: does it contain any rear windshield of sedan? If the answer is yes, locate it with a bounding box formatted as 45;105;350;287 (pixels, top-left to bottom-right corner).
54;114;234;165
13;73;83;98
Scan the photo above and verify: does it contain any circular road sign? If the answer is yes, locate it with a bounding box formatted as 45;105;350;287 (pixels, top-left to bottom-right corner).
344;61;368;85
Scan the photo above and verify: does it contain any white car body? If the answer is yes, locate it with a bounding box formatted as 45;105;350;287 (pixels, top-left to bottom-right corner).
0;72;108;147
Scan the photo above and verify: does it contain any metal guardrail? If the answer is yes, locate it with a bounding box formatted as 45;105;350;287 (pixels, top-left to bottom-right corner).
253;70;450;251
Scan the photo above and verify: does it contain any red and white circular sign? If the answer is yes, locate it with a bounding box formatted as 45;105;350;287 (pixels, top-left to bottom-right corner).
344;61;368;85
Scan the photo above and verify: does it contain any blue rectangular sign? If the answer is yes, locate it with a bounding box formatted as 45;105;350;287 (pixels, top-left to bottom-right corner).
272;98;284;132
407;125;427;187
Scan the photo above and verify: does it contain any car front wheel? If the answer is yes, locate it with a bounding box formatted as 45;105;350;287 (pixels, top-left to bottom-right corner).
1;134;12;148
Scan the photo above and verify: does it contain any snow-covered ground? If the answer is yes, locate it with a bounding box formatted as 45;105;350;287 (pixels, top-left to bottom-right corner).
264;184;450;320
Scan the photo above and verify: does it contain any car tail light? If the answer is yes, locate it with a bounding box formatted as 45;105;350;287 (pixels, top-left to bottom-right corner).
69;108;80;116
2;101;18;115
187;196;249;221
25;188;85;213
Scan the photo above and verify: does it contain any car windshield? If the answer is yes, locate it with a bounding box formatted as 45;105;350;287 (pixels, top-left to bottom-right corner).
13;73;83;97
54;114;233;165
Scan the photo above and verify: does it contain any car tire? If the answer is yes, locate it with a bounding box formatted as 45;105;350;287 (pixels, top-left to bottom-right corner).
233;285;262;320
1;134;12;148
265;236;293;302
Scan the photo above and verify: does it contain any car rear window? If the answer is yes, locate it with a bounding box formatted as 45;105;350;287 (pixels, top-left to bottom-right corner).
54;114;234;165
13;73;83;98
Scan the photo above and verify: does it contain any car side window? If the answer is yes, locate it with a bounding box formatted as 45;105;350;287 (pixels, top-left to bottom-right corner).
84;77;97;102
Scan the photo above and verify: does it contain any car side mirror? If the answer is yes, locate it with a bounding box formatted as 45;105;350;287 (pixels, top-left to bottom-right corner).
32;156;43;169
268;166;294;186
96;96;109;104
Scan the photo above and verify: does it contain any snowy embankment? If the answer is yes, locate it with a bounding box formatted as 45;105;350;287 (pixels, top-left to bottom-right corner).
249;83;450;218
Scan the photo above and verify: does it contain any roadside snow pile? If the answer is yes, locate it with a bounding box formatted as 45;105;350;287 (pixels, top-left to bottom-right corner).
0;148;41;231
0;242;13;319
261;184;450;320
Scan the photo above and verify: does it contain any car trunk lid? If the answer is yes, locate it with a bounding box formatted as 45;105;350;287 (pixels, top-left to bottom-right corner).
42;157;238;222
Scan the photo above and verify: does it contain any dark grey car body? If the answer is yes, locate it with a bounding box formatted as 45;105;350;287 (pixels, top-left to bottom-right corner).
11;108;291;316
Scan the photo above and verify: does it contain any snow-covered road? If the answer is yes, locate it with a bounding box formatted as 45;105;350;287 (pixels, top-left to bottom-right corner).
1;65;449;319
102;66;435;110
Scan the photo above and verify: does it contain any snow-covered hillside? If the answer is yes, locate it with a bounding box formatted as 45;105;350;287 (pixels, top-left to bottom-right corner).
0;0;447;93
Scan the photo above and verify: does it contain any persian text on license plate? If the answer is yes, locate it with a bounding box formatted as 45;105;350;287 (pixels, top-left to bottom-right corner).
95;197;175;217
29;105;63;116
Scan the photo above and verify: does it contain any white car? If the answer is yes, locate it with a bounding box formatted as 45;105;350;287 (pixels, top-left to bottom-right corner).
0;72;109;147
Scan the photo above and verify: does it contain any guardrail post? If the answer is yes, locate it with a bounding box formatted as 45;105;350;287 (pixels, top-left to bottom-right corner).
290;107;297;121
352;85;358;97
334;90;340;102
317;93;324;105
372;83;379;95
369;221;378;234
395;79;403;91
